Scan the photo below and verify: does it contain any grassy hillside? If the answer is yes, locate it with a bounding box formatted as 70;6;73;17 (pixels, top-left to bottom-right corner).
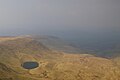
0;36;120;80
32;35;83;53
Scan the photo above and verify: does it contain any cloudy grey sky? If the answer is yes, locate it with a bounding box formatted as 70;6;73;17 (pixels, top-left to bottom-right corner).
0;0;120;36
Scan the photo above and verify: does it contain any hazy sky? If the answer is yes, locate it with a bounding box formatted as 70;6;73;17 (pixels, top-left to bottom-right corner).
0;0;120;36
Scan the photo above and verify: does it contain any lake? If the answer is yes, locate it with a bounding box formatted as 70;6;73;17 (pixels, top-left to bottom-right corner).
22;61;39;69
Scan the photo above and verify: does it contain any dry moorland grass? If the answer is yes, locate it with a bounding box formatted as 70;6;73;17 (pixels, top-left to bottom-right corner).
0;36;120;80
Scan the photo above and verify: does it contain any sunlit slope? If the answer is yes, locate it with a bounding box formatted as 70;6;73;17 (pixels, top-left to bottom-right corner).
0;36;120;80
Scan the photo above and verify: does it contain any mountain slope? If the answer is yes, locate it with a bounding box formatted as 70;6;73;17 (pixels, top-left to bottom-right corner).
0;36;120;80
32;35;82;53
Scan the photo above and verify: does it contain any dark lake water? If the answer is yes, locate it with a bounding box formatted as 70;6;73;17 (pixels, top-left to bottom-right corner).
22;61;39;69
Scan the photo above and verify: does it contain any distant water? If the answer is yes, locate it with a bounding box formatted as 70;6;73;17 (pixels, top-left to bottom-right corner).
51;29;120;58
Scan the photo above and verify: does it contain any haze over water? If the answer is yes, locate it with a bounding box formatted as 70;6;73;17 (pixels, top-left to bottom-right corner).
0;0;120;51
